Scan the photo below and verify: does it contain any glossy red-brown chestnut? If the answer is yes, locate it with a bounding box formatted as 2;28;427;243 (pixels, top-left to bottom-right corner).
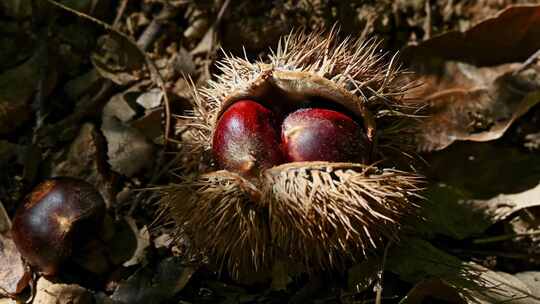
281;108;369;163
11;177;106;276
212;100;284;177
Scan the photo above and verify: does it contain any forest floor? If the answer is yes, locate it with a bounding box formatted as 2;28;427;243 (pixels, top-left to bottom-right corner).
1;0;540;303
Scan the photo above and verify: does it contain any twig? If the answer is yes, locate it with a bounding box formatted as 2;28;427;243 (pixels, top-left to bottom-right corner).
514;48;540;75
473;230;540;244
375;240;392;304
112;0;129;28
37;80;115;145
136;5;177;51
45;0;175;143
423;0;432;40
450;249;537;260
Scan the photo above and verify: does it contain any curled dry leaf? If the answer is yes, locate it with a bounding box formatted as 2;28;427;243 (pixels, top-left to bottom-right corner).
403;5;540;67
413;62;540;151
403;4;540;152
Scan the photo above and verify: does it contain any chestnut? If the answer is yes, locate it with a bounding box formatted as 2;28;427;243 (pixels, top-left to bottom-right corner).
212;99;284;177
281;108;369;163
11;177;106;276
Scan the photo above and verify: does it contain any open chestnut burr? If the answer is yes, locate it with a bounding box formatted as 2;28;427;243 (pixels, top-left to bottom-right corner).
160;30;424;278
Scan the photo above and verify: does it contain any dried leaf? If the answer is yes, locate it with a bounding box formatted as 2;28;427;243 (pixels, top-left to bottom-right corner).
130;108;164;144
0;201;10;233
136;88;163;110
0;233;30;295
0;141;19;168
33;277;94;304
416;65;540;151
122;217;150;268
388;238;540;304
0;51;44;134
0;0;32;19
52;123;110;201
347;257;380;293
515;272;540;298
403;5;540;67
106;218;137;266
91;35;145;86
402;278;466;304
103;91;138;123
416;142;540;239
525;132;540;150
112;257;195;304
101;116;155;177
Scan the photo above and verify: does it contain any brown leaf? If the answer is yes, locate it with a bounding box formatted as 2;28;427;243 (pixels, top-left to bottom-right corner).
52;123;111;204
0;233;31;295
111;257;195;304
403;278;466;304
91;35;145;86
0;50;53;134
0;201;10;233
389;238;540;304
33;277;94;304
403;5;540;67
122;217;150;268
102;116;155;177
415;64;540;151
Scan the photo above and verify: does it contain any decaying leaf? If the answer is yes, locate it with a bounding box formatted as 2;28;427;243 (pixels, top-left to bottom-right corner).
91;34;145;86
402;278;466;304
52;123;110;203
33;277;93;304
0;201;10;233
525;132;540;150
0;49;56;134
111;257;195;304
414;63;540;151
402;5;540;151
122;217;150;268
102;116;155;177
101;86;156;177
515;272;540;299
347;257;380;293
416;141;540;239
0;233;31;295
388;238;540;304
403;5;540;67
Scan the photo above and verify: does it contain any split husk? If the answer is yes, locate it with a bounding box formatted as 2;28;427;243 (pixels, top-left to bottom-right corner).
159;29;425;277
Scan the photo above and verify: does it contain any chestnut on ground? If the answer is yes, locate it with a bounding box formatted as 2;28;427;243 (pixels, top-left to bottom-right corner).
11;178;106;276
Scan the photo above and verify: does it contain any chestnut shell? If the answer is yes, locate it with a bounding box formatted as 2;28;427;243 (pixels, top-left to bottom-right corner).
11;177;106;276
